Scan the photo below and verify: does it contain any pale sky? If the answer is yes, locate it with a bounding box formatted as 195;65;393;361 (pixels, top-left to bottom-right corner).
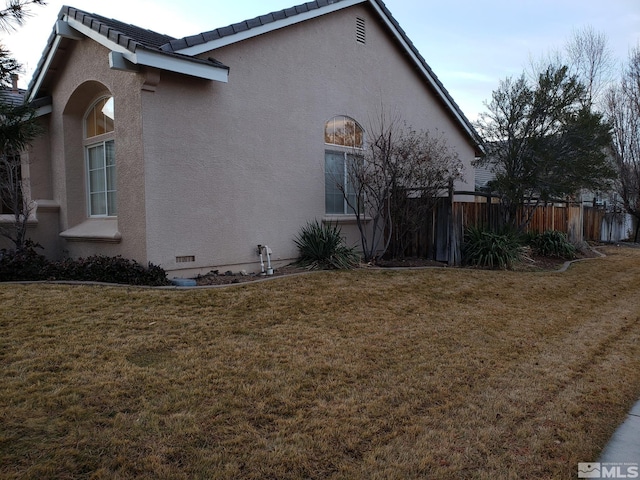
3;0;640;120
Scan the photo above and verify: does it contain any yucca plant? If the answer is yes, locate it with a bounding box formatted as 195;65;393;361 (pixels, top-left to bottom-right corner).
294;220;360;270
462;226;524;269
529;230;576;259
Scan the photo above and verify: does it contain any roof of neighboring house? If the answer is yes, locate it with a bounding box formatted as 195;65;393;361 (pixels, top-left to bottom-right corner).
26;0;482;153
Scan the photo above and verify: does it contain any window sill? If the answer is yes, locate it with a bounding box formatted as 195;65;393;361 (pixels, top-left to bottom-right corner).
60;218;121;243
0;214;38;225
323;215;371;225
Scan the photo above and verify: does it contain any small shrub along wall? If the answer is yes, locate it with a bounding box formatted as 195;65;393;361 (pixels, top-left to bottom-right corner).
0;243;169;286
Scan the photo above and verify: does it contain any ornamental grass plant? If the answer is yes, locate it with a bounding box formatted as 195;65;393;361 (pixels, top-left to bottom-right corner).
294;220;360;270
462;226;525;269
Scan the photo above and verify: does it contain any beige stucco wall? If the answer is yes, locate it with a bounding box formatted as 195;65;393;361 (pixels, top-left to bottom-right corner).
25;3;477;275
140;3;476;275
40;38;148;262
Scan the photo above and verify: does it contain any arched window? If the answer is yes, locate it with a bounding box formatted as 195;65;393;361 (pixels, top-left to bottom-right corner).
84;97;116;216
324;115;363;148
324;116;363;214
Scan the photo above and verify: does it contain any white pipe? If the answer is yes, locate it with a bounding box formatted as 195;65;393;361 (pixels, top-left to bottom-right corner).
264;246;273;275
257;244;265;274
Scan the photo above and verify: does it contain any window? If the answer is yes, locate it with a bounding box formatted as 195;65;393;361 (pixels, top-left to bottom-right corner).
324;116;363;215
325;151;360;214
84;97;116;217
325;115;363;148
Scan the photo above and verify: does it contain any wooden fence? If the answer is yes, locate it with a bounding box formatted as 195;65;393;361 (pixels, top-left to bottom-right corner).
388;193;610;263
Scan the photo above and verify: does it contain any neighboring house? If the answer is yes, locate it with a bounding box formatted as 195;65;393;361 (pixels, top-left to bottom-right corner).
15;0;483;275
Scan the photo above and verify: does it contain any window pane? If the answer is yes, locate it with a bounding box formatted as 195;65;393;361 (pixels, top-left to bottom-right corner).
88;145;104;170
324;117;334;145
89;169;105;193
86;109;96;138
85;97;114;139
333;117;347;146
105;140;115;166
90;192;106;216
107;191;117;216
325;151;346;214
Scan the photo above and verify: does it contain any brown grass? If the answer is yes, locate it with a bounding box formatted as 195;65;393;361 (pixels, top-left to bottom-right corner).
1;245;640;479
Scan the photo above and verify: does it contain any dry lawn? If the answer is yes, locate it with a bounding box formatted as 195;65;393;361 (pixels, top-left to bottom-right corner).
1;246;640;479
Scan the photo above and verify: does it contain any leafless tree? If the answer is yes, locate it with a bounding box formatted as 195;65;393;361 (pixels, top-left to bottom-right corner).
528;26;614;111
330;113;463;261
605;46;640;241
565;26;615;110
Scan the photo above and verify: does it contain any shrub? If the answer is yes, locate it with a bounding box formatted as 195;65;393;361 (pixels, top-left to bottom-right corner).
53;255;170;286
528;230;576;259
0;245;169;286
0;241;51;281
462;226;524;269
294;220;360;270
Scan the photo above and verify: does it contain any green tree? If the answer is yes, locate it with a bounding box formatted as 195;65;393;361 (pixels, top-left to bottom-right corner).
475;64;615;230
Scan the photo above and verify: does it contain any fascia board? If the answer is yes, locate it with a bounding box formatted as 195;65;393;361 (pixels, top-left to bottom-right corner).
174;0;365;56
27;35;62;103
66;15;228;82
124;49;229;82
35;104;53;117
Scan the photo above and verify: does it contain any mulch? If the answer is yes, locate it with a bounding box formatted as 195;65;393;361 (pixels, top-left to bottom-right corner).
193;245;604;286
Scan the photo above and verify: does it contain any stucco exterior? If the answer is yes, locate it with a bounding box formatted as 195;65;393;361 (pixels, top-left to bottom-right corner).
23;1;481;276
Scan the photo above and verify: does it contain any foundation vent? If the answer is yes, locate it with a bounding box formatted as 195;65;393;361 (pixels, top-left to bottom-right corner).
356;17;366;45
175;255;195;263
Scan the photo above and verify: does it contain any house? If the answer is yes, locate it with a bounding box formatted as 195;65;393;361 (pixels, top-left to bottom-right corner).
14;0;483;276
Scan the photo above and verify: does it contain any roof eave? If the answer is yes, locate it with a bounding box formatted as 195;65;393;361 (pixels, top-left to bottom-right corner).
27;8;229;102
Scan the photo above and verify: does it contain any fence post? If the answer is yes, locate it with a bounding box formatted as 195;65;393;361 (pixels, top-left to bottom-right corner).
448;178;459;266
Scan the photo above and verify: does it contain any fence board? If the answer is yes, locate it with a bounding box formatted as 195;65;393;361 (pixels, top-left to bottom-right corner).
387;194;610;262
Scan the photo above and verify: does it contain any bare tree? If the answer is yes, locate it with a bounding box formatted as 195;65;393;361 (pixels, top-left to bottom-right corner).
528;26;614;112
565;26;615;109
330;114;463;261
0;98;39;250
606;46;640;241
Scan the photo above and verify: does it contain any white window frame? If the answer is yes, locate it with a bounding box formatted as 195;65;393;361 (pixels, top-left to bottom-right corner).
84;97;116;217
324;116;364;215
86;139;116;217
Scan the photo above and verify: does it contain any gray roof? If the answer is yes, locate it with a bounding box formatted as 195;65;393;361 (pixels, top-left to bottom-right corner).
64;6;176;50
161;0;346;52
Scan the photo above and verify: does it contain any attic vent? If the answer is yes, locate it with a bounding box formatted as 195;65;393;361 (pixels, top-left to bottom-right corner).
356;17;366;44
176;255;195;263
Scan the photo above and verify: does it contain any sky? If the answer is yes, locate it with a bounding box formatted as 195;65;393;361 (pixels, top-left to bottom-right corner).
3;0;640;120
